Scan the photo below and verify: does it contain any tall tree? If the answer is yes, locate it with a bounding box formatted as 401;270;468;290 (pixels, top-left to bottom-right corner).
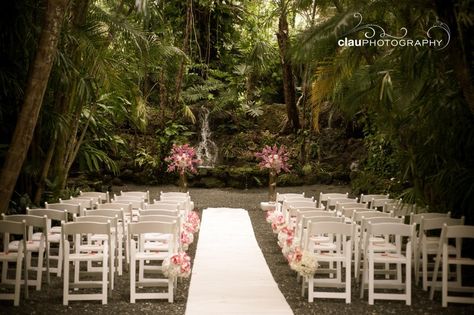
0;0;68;213
276;0;300;133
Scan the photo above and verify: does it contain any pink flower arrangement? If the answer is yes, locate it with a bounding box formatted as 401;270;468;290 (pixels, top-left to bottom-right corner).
162;252;192;278
277;226;294;248
180;231;194;251
271;213;287;234
186;211;200;232
255;145;291;174
165;144;201;175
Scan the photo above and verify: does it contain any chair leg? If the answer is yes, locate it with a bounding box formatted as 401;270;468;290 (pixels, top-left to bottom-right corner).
346;251;352;304
406;260;412;305
36;247;44;291
14;256;23;306
102;251;108;305
130;253;136;303
63;254;70;306
308;277;314;302
442;250;448;307
368;255;374;305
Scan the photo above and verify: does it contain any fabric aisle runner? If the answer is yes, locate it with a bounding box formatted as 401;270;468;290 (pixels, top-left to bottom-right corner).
185;208;293;315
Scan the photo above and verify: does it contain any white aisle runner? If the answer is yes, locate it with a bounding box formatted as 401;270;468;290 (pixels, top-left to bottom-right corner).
185;208;293;315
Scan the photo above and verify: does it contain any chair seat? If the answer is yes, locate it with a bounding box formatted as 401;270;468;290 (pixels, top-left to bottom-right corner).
372;252;408;263
143;242;169;251
144;233;169;241
134;251;168;260
315;252;346;262
310;236;331;243
9;240;41;252
68;252;106;261
50;226;62;234
369;241;397;252
33;232;60;242
0;251;21;261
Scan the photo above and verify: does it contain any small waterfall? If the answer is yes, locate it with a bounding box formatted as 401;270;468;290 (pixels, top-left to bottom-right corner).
196;107;218;168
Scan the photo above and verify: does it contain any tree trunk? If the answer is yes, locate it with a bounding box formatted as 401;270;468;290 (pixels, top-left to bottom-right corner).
0;0;68;214
435;0;474;115
276;3;300;133
174;0;193;107
34;134;57;204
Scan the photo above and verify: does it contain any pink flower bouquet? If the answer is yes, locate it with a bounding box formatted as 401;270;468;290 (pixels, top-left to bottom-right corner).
186;211;201;232
165;144;201;175
162;252;192;278
180;231;194;251
255;144;291;174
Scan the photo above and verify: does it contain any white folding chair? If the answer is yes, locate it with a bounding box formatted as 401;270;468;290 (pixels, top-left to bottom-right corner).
27;208;67;278
430;224;474;307
276;192;304;202
356;216;404;281
326;197;358;210
418;216;464;291
84;209;127;275
370;198;395;210
0;220;27;306
128;221;178;303
73;215;117;290
2;214;48;291
60;197;93;214
409;211;451;286
61;221;111;305
294;211;337;245
303;221;354;303
360;222;415;305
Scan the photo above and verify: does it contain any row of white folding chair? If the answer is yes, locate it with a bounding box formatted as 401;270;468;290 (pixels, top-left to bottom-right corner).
0;220;27;306
302;220;354;303
429;224;474;307
359;221;415;305
79;191;110;203
61;220;111;305
2;214;48;292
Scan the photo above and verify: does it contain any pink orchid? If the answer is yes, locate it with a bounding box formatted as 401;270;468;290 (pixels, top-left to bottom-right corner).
255;145;291;174
165;144;201;175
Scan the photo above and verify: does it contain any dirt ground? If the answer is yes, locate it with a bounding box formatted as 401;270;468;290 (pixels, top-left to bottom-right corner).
1;184;472;314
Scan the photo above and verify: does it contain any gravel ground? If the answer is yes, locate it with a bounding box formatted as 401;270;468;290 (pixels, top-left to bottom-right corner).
1;184;473;314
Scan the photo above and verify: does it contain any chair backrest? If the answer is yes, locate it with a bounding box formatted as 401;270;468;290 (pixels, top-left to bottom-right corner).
366;222;414;238
304;221;353;250
26;208;68;229
370;198;395;209
409;212;450;225
128;221;178;253
336;202;362;212
441;224;474;239
0;220;27;254
45;202;81;216
2;214;48;240
318;192;349;206
121;191;150;202
360;217;404;240
276;192;304;202
80;191;109;203
137;215;178;223
352;210;391;224
74;214;117;226
327;197;359;208
84;209;125;222
111;198;144;210
360;194;390;204
61;221;111;246
152;199;186;211
295;210;335;231
302;216;344;230
160;191;189;198
283;196;314;202
61;197;93;210
419;216;464;234
139;209;179;217
341;207;372;219
145;202;180;211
